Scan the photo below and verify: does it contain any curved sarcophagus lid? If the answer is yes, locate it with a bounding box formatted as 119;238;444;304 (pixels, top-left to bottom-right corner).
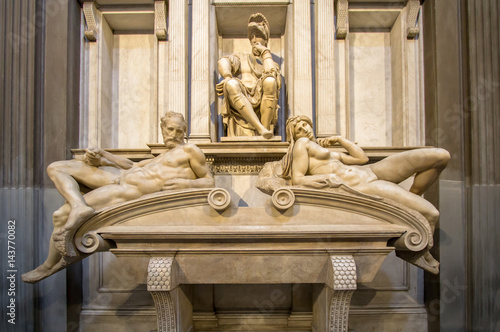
62;185;436;278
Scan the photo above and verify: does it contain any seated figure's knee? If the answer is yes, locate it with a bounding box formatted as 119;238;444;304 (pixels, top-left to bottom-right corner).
47;161;64;178
434;148;451;166
424;207;440;226
225;78;242;95
52;205;70;228
262;77;277;95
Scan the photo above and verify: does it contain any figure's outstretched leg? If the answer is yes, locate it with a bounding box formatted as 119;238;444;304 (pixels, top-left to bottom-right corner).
354;180;440;268
58;183;142;233
22;205;71;283
47;161;94;216
370;148;450;195
225;79;273;138
260;77;278;130
47;160;122;231
355;180;439;231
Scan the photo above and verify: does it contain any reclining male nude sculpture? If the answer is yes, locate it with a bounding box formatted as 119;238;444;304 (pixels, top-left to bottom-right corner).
276;115;450;273
23;111;215;283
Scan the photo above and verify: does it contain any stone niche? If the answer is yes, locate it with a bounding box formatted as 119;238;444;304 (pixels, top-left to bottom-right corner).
214;2;288;139
345;0;425;147
77;1;430;332
80;0;160;149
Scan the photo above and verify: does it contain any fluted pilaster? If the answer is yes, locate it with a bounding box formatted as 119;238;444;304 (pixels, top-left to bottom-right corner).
167;0;188;118
315;0;336;137
292;0;313;119
190;0;211;142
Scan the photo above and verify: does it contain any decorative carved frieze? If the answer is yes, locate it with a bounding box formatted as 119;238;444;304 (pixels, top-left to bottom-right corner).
406;0;420;38
155;1;168;40
83;2;98;42
336;0;348;39
213;0;289;5
207;156;279;174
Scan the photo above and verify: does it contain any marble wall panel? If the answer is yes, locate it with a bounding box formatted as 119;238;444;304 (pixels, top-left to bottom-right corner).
349;32;392;146
215;174;270;207
112;34;156;148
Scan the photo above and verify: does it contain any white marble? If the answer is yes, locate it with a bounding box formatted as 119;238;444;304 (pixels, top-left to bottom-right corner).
215;174;270;208
292;0;313;119
167;0;188;119
390;6;425;147
190;0;211;142
315;0;337;137
349;32;392;147
112;34;156;148
100;17;115;147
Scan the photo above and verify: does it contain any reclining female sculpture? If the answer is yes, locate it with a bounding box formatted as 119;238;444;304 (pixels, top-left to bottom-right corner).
258;115;450;273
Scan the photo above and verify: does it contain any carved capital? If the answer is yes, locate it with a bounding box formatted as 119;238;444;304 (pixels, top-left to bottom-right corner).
336;0;348;39
83;2;98;42
155;1;168;40
329;255;356;332
406;0;420;38
148;257;175;291
148;257;177;332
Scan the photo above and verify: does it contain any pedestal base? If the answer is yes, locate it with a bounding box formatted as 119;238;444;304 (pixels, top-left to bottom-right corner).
148;255;357;332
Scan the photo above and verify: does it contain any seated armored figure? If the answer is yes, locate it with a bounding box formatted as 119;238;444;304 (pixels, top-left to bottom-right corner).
216;13;281;139
279;115;450;271
22;112;215;283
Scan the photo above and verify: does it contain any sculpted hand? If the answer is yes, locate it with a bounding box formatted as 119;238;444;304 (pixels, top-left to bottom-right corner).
216;76;233;94
326;136;342;146
252;42;268;57
84;148;103;167
162;178;191;191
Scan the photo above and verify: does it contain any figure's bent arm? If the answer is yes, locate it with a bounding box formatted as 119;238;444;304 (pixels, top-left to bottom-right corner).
187;145;215;188
261;49;276;73
218;57;234;79
85;148;134;169
322;137;368;165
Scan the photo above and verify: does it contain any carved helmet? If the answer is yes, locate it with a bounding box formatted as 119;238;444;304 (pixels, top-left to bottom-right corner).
247;13;270;42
